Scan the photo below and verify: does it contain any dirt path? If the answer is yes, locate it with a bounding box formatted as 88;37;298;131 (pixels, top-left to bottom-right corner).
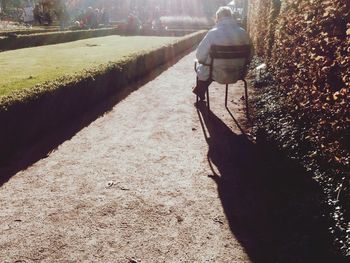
0;51;252;262
1;49;343;263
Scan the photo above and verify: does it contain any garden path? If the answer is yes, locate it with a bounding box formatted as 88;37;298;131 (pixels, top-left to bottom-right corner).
0;51;253;262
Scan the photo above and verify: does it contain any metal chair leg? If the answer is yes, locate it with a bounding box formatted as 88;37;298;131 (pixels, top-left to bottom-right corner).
243;79;249;117
206;86;210;111
225;84;228;107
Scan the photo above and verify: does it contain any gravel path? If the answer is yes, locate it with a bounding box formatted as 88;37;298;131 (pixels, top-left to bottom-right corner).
0;51;253;262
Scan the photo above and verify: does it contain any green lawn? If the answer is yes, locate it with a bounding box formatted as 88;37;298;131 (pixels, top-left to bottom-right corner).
0;35;178;97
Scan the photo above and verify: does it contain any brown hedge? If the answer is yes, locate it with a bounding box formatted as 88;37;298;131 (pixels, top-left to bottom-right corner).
0;31;206;164
248;0;349;254
247;0;272;56
271;0;349;165
249;0;350;170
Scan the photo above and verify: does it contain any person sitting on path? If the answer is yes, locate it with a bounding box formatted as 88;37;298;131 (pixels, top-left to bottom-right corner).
193;6;253;100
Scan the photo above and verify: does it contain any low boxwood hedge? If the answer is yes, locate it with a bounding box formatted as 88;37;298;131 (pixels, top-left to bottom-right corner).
0;27;120;51
0;27;201;52
0;27;59;37
0;31;206;164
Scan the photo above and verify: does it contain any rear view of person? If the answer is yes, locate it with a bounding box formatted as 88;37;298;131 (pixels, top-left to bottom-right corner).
193;6;252;100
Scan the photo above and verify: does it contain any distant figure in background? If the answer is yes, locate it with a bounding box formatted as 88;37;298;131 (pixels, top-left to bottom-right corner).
84;7;97;29
22;5;34;26
56;4;70;30
73;9;86;28
43;10;53;25
151;6;163;31
72;20;82;29
192;6;252;100
101;8;110;26
92;8;100;28
33;4;42;25
126;12;141;33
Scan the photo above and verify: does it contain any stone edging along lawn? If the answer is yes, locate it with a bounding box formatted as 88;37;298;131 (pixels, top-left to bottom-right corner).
0;27;120;51
0;31;206;163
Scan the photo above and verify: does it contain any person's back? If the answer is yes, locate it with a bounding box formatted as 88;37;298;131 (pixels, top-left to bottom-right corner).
193;6;252;100
205;18;250;47
196;8;251;85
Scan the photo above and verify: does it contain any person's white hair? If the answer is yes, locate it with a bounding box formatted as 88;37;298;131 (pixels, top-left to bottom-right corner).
216;6;233;21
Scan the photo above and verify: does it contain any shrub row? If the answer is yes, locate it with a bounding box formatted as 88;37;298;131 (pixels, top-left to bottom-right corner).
0;31;206;164
248;0;349;255
0;27;59;36
247;0;272;56
0;27;120;51
118;28;199;37
0;27;201;51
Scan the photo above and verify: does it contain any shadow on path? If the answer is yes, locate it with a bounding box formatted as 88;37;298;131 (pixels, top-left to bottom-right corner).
0;48;194;187
196;103;346;263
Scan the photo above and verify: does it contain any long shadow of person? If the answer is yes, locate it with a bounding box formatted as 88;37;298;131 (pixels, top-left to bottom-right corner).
196;102;345;263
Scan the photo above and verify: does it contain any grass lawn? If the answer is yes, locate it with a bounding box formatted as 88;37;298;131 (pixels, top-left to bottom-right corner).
0;35;178;97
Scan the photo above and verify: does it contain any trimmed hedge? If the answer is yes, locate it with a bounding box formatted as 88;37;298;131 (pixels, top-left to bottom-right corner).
0;31;206;164
0;27;120;51
247;0;275;57
0;27;202;51
135;28;199;37
248;0;349;255
0;27;59;36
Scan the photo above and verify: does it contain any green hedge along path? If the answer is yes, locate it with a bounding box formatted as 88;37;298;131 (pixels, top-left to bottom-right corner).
0;27;121;52
0;26;59;36
0;35;178;97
